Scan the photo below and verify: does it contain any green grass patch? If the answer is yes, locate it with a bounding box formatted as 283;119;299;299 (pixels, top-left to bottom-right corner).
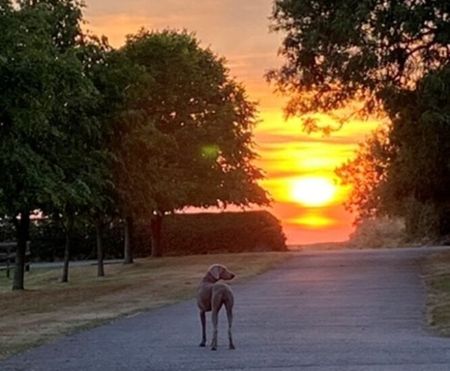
429;274;450;292
422;250;450;336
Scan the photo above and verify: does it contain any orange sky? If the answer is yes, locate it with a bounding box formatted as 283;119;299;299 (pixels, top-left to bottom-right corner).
84;0;380;245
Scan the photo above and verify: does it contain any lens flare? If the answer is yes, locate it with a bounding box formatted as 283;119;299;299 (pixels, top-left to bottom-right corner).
201;145;220;160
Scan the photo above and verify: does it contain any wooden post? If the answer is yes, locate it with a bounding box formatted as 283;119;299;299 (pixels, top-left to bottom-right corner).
0;242;16;279
25;241;31;272
6;244;10;279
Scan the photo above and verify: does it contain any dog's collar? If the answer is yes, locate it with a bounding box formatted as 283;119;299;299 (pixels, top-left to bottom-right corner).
203;271;218;283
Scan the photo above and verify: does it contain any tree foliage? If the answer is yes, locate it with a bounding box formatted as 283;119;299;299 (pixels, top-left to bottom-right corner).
336;126;393;221
0;0;108;287
338;66;450;237
384;66;450;237
0;0;106;216
269;0;450;124
122;30;268;212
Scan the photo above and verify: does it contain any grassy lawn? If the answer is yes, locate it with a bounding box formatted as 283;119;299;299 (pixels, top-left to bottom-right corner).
422;250;450;336
0;252;290;360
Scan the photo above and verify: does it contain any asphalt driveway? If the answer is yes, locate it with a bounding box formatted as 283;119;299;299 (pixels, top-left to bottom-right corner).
3;247;450;370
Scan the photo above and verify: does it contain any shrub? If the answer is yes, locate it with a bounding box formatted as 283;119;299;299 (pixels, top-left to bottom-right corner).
348;217;405;248
138;210;287;256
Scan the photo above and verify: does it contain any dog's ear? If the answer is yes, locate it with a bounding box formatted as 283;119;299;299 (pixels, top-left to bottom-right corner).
208;265;222;280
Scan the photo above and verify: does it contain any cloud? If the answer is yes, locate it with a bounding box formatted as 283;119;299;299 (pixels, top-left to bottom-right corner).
255;133;360;146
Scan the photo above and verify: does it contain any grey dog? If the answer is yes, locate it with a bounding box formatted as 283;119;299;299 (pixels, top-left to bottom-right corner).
197;264;236;350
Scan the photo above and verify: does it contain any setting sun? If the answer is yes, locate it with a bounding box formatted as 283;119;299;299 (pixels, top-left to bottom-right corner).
290;177;336;207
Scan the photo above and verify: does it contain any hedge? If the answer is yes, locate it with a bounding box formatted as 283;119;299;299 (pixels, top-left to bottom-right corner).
152;210;287;256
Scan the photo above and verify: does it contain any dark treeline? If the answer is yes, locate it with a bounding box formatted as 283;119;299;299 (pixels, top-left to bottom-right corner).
0;0;270;290
270;0;450;241
0;211;286;262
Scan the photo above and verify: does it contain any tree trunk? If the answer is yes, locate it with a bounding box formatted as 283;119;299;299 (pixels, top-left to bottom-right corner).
61;215;74;283
151;212;163;258
124;216;134;264
12;211;30;291
95;219;105;277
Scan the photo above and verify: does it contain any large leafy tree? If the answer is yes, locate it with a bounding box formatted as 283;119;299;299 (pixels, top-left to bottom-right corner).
122;30;269;257
0;0;104;289
87;47;140;266
52;40;108;283
386;67;450;237
77;39;120;275
89;45;179;264
269;0;450;121
339;67;450;237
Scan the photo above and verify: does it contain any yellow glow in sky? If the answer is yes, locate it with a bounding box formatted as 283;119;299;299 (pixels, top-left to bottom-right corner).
289;213;335;229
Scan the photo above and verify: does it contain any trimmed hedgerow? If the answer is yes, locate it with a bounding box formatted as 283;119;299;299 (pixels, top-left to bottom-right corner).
154;211;287;256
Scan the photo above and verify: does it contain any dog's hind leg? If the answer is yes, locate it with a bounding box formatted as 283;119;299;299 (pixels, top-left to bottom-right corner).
210;308;219;351
225;302;235;350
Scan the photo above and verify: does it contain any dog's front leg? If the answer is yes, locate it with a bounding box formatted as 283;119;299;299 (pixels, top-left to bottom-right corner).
199;311;206;347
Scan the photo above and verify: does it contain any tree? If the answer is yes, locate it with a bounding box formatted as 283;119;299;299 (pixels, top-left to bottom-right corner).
336;126;393;222
112;117;177;262
269;0;450;124
0;0;73;289
84;46;137;269
90;45;179;264
382;66;450;237
0;0;104;288
337;66;450;238
122;30;269;257
35;5;108;283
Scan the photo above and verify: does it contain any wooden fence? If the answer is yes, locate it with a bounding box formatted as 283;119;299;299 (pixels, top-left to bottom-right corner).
0;242;31;278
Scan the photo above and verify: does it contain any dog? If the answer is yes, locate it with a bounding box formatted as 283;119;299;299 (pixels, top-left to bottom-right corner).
197;264;235;350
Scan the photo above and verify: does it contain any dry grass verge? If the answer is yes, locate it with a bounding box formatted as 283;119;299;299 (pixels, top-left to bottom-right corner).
290;242;348;251
422;250;450;336
0;252;289;360
347;217;406;249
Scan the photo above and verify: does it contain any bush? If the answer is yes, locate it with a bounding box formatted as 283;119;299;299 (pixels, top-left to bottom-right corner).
143;210;287;256
348;217;405;248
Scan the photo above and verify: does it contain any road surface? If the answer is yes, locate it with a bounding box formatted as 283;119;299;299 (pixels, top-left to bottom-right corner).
3;247;450;370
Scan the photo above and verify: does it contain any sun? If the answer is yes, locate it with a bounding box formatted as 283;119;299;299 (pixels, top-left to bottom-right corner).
290;177;336;207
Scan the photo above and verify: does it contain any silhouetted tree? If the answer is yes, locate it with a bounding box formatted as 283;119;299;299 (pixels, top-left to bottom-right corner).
269;0;450;121
0;0;106;288
122;30;270;257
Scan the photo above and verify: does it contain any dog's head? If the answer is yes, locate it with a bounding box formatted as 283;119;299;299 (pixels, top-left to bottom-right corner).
207;264;235;282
